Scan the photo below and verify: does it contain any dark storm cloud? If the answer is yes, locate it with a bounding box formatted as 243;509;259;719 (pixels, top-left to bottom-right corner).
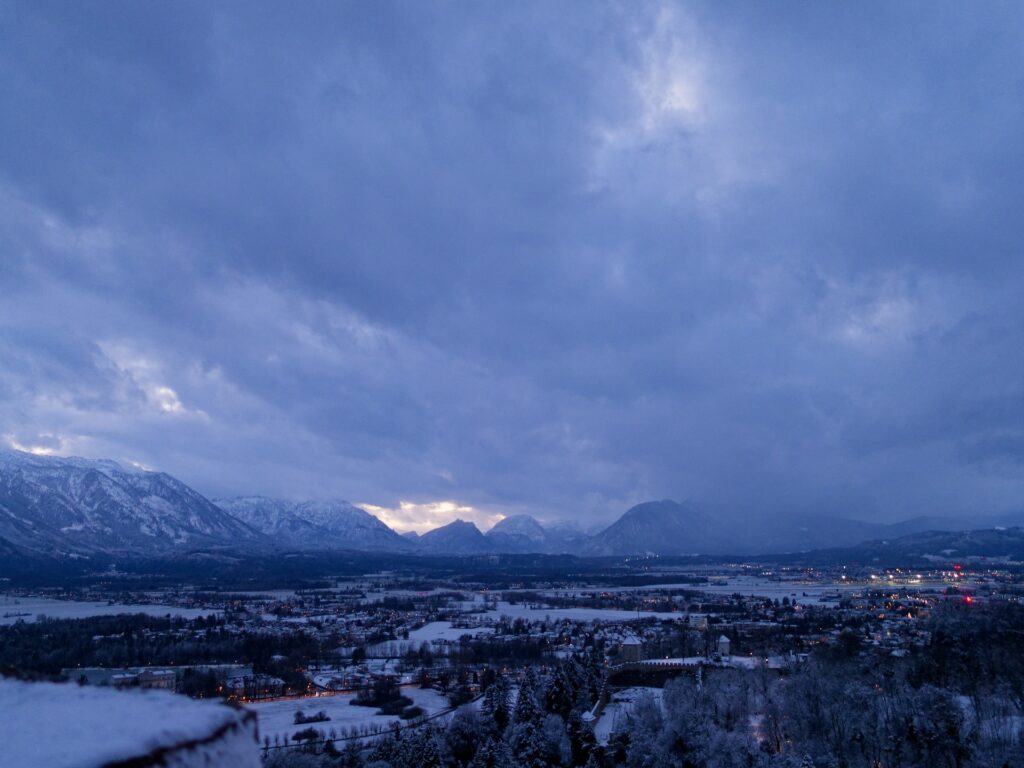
1;1;1022;527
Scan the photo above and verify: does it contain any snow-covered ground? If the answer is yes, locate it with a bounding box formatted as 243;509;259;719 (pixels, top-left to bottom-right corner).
365;622;495;655
0;595;220;625
594;687;664;745
1;678;259;767
407;621;495;642
247;686;451;745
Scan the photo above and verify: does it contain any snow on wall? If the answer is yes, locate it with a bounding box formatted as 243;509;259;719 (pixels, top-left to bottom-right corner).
0;679;260;768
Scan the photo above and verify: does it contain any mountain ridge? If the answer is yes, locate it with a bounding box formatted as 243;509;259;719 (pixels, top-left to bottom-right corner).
0;448;261;556
416;519;493;555
3;448;1019;559
214;496;412;552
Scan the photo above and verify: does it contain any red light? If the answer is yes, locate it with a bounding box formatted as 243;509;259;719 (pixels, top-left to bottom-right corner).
953;565;962;570
963;596;973;604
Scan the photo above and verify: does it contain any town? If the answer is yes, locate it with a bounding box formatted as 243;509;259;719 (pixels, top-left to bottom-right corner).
2;559;1021;766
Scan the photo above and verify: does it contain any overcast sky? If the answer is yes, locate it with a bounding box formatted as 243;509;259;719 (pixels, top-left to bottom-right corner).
1;1;1022;531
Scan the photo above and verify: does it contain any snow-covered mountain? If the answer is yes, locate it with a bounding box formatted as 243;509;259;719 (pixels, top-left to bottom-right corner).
543;521;593;553
215;496;412;552
0;448;261;556
483;514;589;554
489;515;547;541
3;445;989;561
416;519;493;555
485;514;547;553
584;499;717;556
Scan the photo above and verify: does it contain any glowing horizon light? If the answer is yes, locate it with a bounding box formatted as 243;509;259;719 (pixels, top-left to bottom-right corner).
360;499;505;534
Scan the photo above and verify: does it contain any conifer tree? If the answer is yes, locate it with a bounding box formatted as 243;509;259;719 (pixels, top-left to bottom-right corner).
567;708;597;766
513;668;543;727
469;736;515;768
543;665;575;718
506;668;548;768
482;675;511;734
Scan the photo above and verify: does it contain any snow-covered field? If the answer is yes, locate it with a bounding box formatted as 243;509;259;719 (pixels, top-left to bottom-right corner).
692;578;869;605
407;621;495;642
365;622;495;656
247;686;451;745
0;595;220;625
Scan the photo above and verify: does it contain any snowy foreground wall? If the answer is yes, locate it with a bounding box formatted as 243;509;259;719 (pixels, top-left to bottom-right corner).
0;678;260;768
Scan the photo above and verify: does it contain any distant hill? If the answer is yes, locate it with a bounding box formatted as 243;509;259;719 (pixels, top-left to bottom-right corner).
582;499;998;556
416;519;493;554
584;500;722;556
543;521;593;553
791;526;1024;566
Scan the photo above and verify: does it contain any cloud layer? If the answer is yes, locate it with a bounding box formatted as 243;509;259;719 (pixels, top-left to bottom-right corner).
2;1;1023;527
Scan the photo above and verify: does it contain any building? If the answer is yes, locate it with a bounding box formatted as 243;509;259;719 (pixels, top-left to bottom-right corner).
224;673;287;701
686;613;709;631
63;664;253;691
619;635;643;663
717;635;731;656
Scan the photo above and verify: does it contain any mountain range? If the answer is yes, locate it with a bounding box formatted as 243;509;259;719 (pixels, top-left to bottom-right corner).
581;499;1011;557
1;448;1019;561
0;448;260;556
215;496;412;552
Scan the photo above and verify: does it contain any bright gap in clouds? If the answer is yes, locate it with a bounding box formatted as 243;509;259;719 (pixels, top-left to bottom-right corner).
5;435;60;456
360;500;505;534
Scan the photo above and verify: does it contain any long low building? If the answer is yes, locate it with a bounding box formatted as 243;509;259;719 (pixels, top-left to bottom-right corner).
0;678;260;767
62;663;254;690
